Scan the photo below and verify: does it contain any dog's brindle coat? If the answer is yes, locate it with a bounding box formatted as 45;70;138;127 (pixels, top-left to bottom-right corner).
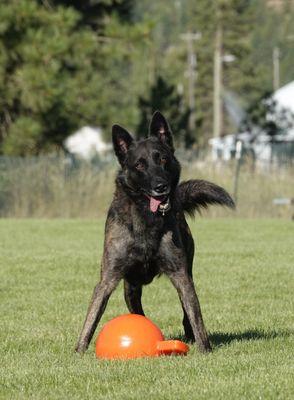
76;111;234;354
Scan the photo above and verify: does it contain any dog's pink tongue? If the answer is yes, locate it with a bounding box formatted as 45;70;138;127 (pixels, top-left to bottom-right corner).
150;197;162;213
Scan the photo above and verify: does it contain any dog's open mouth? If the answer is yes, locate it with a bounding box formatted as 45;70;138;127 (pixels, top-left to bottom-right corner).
150;195;166;212
147;195;170;214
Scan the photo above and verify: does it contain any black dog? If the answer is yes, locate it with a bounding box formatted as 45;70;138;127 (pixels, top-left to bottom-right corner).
76;111;234;354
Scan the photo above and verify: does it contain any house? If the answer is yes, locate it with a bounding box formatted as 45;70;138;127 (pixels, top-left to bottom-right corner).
209;81;294;166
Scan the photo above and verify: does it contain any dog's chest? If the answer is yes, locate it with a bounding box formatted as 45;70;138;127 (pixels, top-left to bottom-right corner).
131;227;161;261
125;215;162;281
135;208;166;250
126;233;161;285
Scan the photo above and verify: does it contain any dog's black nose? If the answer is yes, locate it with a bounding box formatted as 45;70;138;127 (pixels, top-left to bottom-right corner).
154;183;168;194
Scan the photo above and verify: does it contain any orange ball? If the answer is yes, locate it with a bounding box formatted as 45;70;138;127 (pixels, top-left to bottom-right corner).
95;314;189;359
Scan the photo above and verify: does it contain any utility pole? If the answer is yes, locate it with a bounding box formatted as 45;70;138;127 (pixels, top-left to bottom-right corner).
213;23;223;138
273;46;280;92
181;32;201;132
273;35;294;91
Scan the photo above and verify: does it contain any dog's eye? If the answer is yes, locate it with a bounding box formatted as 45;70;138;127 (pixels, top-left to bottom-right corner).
135;161;144;171
160;157;167;166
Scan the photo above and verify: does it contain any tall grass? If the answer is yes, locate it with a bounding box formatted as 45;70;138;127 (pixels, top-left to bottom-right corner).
181;159;294;219
0;155;293;218
0;156;114;218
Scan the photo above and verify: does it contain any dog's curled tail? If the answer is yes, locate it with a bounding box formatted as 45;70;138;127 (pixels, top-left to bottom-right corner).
177;180;235;216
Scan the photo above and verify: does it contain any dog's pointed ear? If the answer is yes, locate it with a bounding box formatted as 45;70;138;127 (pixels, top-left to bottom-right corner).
149;111;174;152
112;124;134;166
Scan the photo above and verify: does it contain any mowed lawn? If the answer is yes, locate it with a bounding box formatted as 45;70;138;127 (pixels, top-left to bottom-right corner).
0;219;293;400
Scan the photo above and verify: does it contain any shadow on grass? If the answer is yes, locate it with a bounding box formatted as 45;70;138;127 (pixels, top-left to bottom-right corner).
167;329;293;348
210;329;293;348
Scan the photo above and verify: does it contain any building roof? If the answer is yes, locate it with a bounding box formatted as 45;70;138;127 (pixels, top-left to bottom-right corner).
273;81;294;114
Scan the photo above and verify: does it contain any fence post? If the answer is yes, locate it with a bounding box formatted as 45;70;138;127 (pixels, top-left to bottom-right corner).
233;140;243;204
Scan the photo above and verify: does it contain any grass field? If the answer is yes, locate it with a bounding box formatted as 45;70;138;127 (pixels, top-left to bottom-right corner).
1;219;293;399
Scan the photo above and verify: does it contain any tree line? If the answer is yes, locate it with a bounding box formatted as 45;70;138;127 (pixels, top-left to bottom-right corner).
0;0;293;155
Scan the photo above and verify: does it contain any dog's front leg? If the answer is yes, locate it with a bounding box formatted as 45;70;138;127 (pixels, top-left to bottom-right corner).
75;273;121;354
167;270;212;353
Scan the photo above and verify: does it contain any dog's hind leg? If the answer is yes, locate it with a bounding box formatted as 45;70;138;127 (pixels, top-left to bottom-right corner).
75;274;121;354
124;280;145;315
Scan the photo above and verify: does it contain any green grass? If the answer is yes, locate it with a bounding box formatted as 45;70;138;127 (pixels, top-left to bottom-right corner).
1;219;293;399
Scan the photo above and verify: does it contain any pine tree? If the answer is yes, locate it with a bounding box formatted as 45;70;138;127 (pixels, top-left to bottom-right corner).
42;0;135;28
251;0;294;90
136;76;193;147
0;0;141;155
188;0;264;141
